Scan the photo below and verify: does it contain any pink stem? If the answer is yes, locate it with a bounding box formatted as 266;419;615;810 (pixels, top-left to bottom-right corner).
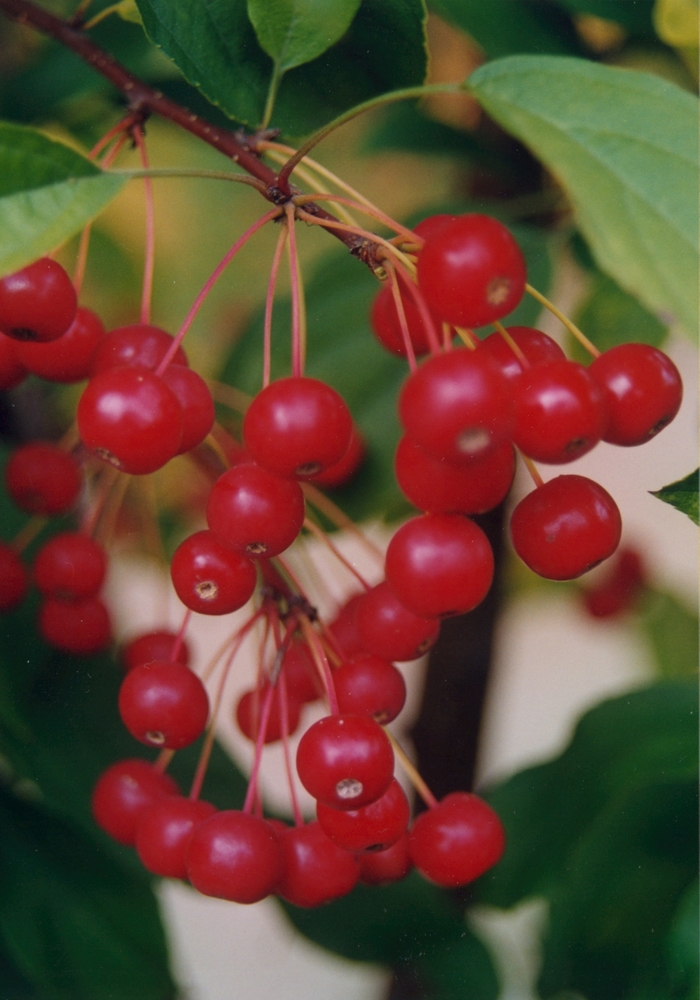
263;219;289;388
131;123;155;326
394;260;441;355
384;261;417;372
278;672;303;826
242;682;276;813
170;608;191;662
155;207;282;377
285;204;302;378
299;617;339;715
74;131;129;293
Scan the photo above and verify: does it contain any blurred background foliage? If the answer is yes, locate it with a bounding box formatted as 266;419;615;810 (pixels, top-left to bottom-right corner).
0;0;697;998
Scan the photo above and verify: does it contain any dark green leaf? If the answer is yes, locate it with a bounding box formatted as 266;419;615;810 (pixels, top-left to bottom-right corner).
468;57;699;337
568;268;667;362
639;589;699;679
280;872;498;997
134;0;427;136
651;469;699;525
477;679;698;908
0;789;174;1000
0;121;125;276
247;0;361;72
218;220;551;523
665;879;699;995
539;778;697;1000
432;0;581;58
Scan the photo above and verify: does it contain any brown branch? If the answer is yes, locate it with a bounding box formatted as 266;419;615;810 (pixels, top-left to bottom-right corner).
0;0;372;258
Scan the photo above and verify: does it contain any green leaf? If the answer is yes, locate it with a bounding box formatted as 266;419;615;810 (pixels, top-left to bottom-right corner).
218;219;551;523
477;679;698;908
0;122;125;277
651;469;699;524
281;872;498;998
432;0;581;59
0;789;174;1000
568;268;667;362
134;0;427;135
468;56;699;337
666;879;699;994
248;0;362;72
557;0;657;36
639;589;699;678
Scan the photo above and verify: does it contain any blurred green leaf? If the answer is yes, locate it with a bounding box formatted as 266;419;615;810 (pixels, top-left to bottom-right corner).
468;57;699;337
0;121;125;277
281;871;498;997
477;679;698;908
0;788;174;1000
665;878;699;997
247;0;361;72
639;589;699;678
432;0;580;58
557;0;657;36
651;469;699;525
218;220;551;523
570;270;667;362
134;0;427;136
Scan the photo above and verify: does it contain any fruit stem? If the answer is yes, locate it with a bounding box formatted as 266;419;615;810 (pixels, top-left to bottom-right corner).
525;283;601;358
260;146;361;227
75;128;130;294
263;217;289;389
442;322;454;352
170;609;191;663
242;681;276;813
519;450;545;488
131;123;155;327
301;483;385;565
10;516;46;553
384;730;439;809
493;320;528;365
298;614;340;715
154;748;175;773
285;203;306;378
155;207;282;377
392;259;442;355
384;260;418;372
278;671;304;826
454;327;478;350
303;516;372;592
294;208;416;275
293;192;418;245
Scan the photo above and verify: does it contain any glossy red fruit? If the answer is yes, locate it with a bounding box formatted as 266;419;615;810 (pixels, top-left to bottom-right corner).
187;810;282;903
243;377;353;479
161;364;215;454
236;684;302;744
385;513;494;618
513;359;608;464
122;630;190;672
583;546;646;618
316;778;410;853
91;324;188;374
16;307;105;383
355;581;440;662
171;530;257;615
413;214;458;242
34;532;107;600
0;333;27;390
326;593;366;659
296;714;394;810
358;832;413;885
510;475;622;580
206;463;305;558
395;435;515;515
399;350;513;464
0;258;77;342
416;214;526;328
307;426;365;489
370;283;436;358
477;326;565;384
276;822;359;908
334;655;406;724
91;758;178;845
409;792;505;887
78;365;183;474
0;542;27;612
136;795;217;878
589;343;683;446
281;640;322;703
6;442;81;516
39;595;111;655
119;660;209;749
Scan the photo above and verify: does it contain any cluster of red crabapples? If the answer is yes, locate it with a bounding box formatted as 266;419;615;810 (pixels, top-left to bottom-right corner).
0;209;682;908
